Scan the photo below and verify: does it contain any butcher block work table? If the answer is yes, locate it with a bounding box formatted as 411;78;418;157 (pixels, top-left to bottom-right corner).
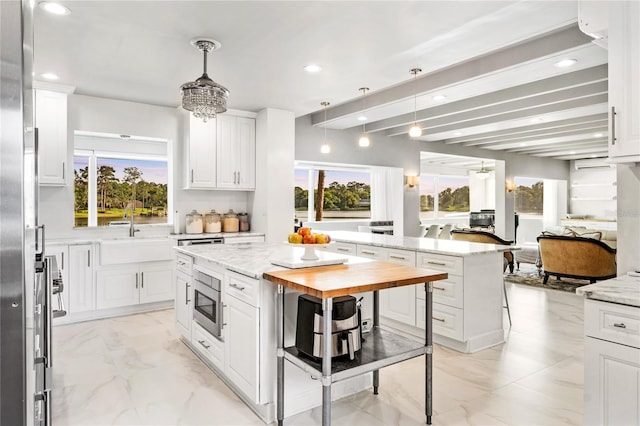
263;261;447;426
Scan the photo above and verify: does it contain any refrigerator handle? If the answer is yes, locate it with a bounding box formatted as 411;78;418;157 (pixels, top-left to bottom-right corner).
44;258;53;370
35;224;45;268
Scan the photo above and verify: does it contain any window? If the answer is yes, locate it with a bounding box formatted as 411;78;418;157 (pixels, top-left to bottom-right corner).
514;177;543;216
73;132;170;227
294;165;371;222
419;174;469;220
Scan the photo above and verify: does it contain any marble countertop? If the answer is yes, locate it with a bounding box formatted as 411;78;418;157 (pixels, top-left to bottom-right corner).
576;274;640;307
325;231;514;256
176;242;368;279
168;232;265;240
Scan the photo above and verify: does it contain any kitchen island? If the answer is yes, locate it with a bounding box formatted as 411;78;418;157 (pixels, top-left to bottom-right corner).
320;230;514;353
576;275;640;426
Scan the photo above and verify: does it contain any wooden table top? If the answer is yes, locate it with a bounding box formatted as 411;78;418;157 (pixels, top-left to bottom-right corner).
263;261;448;299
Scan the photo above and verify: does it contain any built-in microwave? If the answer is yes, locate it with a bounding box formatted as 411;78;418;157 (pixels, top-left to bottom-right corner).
192;267;222;340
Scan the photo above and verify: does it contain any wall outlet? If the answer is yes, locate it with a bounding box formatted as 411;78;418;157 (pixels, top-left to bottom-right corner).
361;318;372;334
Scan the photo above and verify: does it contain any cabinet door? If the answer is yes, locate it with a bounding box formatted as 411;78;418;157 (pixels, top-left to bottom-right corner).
96;266;139;309
224;294;259;403
139;262;174;304
35;90;67;186
380;248;417;326
608;1;640;159
175;272;192;338
47;245;69;319
235;117;256;189
584;337;640;426
68;244;94;313
187;114;217;188
216;114;237;188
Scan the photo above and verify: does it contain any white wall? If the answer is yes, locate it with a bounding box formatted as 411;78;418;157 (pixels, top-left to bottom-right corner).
616;163;640;274
569;162;617;219
40;94;250;239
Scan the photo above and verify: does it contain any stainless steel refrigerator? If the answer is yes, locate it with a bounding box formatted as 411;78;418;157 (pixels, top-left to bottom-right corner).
0;1;49;424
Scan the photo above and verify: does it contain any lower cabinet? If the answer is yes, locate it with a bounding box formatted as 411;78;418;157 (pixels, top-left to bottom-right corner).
68;244;95;313
224;293;259;402
96;261;173;309
192;320;224;370
584;299;640;425
175;271;193;339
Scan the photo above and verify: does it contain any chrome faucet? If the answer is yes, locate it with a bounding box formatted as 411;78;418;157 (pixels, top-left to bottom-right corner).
123;205;140;237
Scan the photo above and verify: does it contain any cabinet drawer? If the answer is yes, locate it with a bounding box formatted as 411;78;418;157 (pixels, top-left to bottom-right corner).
225;271;260;308
329;242;357;255
192;321;224;370
431;303;463;341
357;245;386;259
417;253;463;276
419;275;463;309
585;299;640;349
386;248;416;266
175;253;193;275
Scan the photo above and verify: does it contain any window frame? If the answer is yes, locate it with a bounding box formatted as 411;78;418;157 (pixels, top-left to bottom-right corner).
420;173;470;219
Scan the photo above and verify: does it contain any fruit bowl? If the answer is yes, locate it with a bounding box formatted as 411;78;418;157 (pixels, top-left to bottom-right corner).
287;228;332;260
287;241;332;261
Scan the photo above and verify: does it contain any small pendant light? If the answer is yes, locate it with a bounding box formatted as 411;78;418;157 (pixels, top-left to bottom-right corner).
358;87;370;147
408;68;422;138
320;101;331;154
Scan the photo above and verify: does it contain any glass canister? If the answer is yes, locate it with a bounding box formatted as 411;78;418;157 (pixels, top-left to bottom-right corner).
222;209;239;233
185;210;203;234
238;213;250;232
204;209;222;233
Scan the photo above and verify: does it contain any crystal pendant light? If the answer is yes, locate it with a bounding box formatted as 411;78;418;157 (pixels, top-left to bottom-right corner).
408;68;422;138
358;87;370;147
320;101;331;154
180;38;229;122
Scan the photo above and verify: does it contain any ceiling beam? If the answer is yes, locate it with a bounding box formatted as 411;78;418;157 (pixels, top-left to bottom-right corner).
531;146;609;157
310;24;595;126
506;139;608;154
555;152;609;160
462;124;608;148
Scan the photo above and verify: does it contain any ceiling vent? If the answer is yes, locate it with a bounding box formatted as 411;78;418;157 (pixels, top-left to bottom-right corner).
574;158;613;170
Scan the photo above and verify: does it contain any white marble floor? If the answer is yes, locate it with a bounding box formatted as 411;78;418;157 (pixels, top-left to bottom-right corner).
53;282;584;425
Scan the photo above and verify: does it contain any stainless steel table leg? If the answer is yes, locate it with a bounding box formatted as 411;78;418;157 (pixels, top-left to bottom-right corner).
277;285;284;426
426;282;433;425
373;289;379;394
322;297;333;426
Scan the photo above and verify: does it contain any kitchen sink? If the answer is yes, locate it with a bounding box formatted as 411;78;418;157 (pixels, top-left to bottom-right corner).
99;237;175;265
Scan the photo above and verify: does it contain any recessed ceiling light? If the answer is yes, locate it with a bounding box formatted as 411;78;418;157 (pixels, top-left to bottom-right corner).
591;154;597;158
453;132;462;136
38;1;71;15
593;132;603;138
554;59;577;68
520;143;527;147
40;72;59;80
304;64;321;73
432;95;446;101
357;115;367;121
530;117;543;123
570;151;576;155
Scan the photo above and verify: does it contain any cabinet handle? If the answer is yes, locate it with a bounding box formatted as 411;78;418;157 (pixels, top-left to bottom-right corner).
237;171;240;184
191;169;194;183
361;250;376;255
230;283;245;291
611;106;617;146
198;340;210;350
135;273;138;289
433;286;446;291
87;250;90;267
141;272;144;288
432;316;446;322
61;252;64;270
337;248;350;252
389;255;406;260
185;283;190;304
613;322;626;329
62;162;65;180
427;261;446;266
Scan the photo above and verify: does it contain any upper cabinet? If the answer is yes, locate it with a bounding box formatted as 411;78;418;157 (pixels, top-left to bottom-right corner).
35;90;68;186
184;111;256;190
608;1;640;161
216;115;256;190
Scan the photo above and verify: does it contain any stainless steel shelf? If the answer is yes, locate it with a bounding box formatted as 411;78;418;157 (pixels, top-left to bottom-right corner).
284;327;426;383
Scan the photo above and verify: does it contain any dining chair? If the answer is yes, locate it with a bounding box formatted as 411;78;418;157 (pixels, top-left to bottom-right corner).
424;224;440;239
438;224;452;239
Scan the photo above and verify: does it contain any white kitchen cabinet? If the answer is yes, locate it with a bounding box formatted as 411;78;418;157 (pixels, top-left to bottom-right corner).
584;299;640;426
608;1;640;160
68;244;94;313
192;319;224;370
96;261;173;309
175;271;193;339
224;271;260;403
216;114;256;190
35;90;68;186
47;244;69;320
185;113;217;189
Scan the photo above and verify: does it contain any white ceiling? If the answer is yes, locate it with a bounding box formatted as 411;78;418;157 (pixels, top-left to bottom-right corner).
33;0;609;161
